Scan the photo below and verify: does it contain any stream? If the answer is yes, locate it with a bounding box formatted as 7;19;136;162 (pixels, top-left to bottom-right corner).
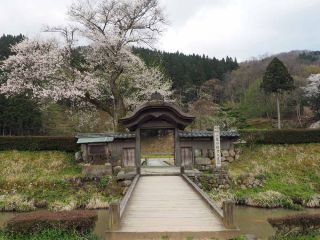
1;207;320;239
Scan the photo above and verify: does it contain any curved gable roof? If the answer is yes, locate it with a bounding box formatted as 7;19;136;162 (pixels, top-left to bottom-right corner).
119;101;195;131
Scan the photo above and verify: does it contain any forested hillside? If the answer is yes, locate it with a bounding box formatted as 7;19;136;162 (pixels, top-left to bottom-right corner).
0;34;319;135
133;47;238;104
0;34;239;135
223;51;320;129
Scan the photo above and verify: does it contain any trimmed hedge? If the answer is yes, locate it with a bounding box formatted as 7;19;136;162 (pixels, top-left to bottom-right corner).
0;136;78;152
268;214;320;236
5;210;97;235
239;129;320;144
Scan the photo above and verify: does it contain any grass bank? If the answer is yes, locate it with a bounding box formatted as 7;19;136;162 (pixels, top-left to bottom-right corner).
0;151;122;212
210;144;320;209
226;144;320;209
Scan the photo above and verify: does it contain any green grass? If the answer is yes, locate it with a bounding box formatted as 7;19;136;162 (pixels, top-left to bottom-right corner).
273;234;320;240
0;229;100;240
228;144;320;208
0;151;121;211
231;234;320;240
230;236;247;240
0;151;81;181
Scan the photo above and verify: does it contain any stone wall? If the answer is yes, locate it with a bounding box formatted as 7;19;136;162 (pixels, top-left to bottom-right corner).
221;146;241;164
194;145;241;171
191;168;231;191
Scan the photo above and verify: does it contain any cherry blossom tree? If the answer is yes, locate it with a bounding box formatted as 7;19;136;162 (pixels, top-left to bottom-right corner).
0;0;172;130
303;74;320;119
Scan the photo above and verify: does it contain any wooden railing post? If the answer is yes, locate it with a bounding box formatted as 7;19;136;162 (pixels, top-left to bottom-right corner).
109;201;120;230
180;166;185;174
223;200;235;229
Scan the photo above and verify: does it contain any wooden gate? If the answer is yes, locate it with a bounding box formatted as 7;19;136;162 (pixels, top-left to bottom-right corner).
181;147;193;169
122;148;136;167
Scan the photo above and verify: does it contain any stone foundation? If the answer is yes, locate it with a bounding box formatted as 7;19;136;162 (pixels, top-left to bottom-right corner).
195;146;241;171
191;168;231;191
82;164;112;178
221;146;241;163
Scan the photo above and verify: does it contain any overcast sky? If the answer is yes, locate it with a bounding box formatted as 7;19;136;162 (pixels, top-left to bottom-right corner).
1;0;320;61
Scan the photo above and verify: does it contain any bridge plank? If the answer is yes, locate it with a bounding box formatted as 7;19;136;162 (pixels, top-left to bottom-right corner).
118;176;226;232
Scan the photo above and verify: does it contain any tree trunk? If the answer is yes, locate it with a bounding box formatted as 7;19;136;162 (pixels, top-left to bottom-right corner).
276;94;281;129
109;70;127;132
296;103;302;127
113;99;126;132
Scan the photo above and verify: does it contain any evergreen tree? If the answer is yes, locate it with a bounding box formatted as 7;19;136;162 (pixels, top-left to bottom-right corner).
132;47;239;104
0;34;42;135
261;57;295;129
0;34;24;60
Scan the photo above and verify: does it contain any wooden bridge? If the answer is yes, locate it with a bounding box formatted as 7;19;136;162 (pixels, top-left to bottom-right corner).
106;168;239;240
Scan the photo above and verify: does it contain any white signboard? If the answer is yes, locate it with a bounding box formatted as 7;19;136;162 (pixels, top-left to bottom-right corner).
213;126;221;168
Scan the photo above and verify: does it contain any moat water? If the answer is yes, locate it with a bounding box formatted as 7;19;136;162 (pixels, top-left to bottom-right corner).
1;207;320;239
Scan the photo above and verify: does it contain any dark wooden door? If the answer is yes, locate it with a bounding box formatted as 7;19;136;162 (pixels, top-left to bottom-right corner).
181;147;193;169
122;148;136;167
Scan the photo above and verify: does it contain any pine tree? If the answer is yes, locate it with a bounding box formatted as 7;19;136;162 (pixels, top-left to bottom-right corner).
132;47;239;104
261;57;294;129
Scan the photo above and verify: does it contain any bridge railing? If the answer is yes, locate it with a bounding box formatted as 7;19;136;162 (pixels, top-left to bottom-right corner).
181;173;236;229
109;174;140;231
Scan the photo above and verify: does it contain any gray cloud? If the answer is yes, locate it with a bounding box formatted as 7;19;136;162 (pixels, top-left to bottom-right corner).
158;0;320;60
0;0;73;36
1;0;320;61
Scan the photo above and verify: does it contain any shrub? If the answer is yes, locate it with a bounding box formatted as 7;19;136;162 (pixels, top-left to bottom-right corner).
240;129;320;144
5;210;97;235
99;176;112;188
0;228;99;240
229;236;247;240
268;214;320;236
0;136;78;152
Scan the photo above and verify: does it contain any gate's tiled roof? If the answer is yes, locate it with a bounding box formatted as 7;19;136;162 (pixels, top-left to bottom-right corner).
76;132;135;139
178;130;239;138
76;130;239;144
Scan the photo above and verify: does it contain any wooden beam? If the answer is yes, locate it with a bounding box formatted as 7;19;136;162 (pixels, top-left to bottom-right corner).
109;202;120;230
223;200;236;229
135;128;140;169
175;128;181;166
120;174;140;218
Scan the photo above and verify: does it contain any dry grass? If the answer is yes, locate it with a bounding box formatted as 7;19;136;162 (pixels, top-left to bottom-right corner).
230;144;320;181
0;151;81;183
141;132;174;157
85;194;109;210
